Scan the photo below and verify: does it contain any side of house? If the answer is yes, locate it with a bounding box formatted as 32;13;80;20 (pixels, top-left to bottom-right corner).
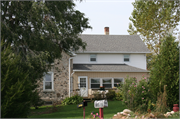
38;51;73;103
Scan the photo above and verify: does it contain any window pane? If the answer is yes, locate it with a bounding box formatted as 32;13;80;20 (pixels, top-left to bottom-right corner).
124;55;130;62
103;84;111;88
90;58;96;61
124;55;129;58
91;84;100;88
80;78;86;83
114;79;123;83
90;54;96;58
124;58;129;61
45;73;52;81
90;54;96;61
91;79;100;83
103;79;111;84
45;82;52;89
80;83;86;88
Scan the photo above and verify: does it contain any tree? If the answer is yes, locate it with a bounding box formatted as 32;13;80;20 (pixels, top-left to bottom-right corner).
1;1;91;117
1;44;33;118
149;35;179;109
127;0;180;69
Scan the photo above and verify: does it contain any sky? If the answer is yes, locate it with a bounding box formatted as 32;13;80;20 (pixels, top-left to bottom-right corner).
74;0;135;35
74;0;180;40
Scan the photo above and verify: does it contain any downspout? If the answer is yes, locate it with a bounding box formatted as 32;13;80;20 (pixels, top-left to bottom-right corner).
69;57;73;97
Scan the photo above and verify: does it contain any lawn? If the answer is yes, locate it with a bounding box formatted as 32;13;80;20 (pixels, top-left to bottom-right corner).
29;100;126;118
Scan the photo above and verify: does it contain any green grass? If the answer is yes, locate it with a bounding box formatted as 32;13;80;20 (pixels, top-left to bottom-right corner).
29;100;126;118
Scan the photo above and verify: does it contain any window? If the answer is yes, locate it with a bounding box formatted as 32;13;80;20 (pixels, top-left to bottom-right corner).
102;78;112;88
43;72;54;90
90;54;96;62
80;78;86;88
91;78;100;88
114;78;123;87
124;55;130;62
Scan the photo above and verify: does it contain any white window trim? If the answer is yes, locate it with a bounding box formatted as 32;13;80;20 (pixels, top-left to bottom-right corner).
89;54;97;62
43;72;54;91
90;77;124;89
124;54;130;62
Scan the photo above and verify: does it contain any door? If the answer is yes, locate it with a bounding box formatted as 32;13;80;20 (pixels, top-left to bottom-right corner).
78;76;88;97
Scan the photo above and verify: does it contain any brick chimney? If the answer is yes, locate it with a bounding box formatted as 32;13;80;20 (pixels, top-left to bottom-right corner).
104;27;109;35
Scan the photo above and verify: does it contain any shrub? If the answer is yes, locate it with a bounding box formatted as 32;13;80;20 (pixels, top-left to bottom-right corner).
106;90;116;100
113;91;123;101
120;75;153;112
62;94;83;105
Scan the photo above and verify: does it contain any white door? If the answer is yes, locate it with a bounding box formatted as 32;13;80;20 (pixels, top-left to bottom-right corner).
78;76;88;97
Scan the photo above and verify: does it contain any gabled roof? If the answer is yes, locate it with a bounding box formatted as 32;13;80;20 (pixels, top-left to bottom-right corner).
73;64;149;72
76;35;150;53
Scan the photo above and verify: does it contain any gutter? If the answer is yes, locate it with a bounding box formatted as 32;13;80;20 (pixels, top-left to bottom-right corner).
73;70;150;72
68;53;76;98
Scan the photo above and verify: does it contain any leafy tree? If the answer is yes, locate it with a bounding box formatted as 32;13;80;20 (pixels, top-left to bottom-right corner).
1;1;91;117
149;35;179;109
127;0;180;69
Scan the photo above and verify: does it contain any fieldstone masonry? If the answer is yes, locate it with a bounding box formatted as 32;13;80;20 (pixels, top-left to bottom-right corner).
38;51;72;103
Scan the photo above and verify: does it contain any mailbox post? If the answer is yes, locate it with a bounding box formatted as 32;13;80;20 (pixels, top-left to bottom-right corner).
94;100;108;119
77;100;87;119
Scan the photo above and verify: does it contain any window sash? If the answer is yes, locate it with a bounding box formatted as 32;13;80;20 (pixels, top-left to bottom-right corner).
114;78;123;87
124;55;130;62
91;78;100;88
44;72;53;90
90;54;96;62
102;79;112;88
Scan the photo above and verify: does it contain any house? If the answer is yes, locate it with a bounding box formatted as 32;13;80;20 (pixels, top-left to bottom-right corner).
71;27;150;98
38;27;150;103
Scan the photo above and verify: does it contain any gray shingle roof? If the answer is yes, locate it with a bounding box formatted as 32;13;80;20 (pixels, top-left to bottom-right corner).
77;35;150;53
73;64;149;72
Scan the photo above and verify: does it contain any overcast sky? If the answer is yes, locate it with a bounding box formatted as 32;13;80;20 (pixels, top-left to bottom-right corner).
74;0;180;39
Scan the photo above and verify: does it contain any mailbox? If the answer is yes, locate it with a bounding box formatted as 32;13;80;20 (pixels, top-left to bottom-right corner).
77;101;87;108
94;100;108;108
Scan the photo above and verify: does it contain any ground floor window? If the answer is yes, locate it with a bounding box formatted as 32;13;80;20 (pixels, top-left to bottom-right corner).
91;78;100;88
43;72;54;90
90;78;124;89
114;78;123;87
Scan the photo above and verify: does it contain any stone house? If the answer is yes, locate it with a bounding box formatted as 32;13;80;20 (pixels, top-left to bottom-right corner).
38;27;150;103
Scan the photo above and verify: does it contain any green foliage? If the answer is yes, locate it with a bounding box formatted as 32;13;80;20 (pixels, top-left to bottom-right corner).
1;1;91;117
128;0;180;69
149;35;179;109
106;90;116;100
155;85;170;113
121;76;153;112
31;91;45;109
113;91;123;101
1;45;33;118
62;95;83;105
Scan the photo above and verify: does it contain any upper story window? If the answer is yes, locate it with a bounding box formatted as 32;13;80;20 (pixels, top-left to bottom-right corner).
90;54;96;62
124;55;130;62
43;72;54;90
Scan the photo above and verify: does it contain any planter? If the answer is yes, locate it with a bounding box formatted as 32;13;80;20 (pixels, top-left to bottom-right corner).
173;104;179;112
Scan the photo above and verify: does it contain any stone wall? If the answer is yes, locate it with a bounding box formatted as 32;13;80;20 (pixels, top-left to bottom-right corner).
38;51;71;103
